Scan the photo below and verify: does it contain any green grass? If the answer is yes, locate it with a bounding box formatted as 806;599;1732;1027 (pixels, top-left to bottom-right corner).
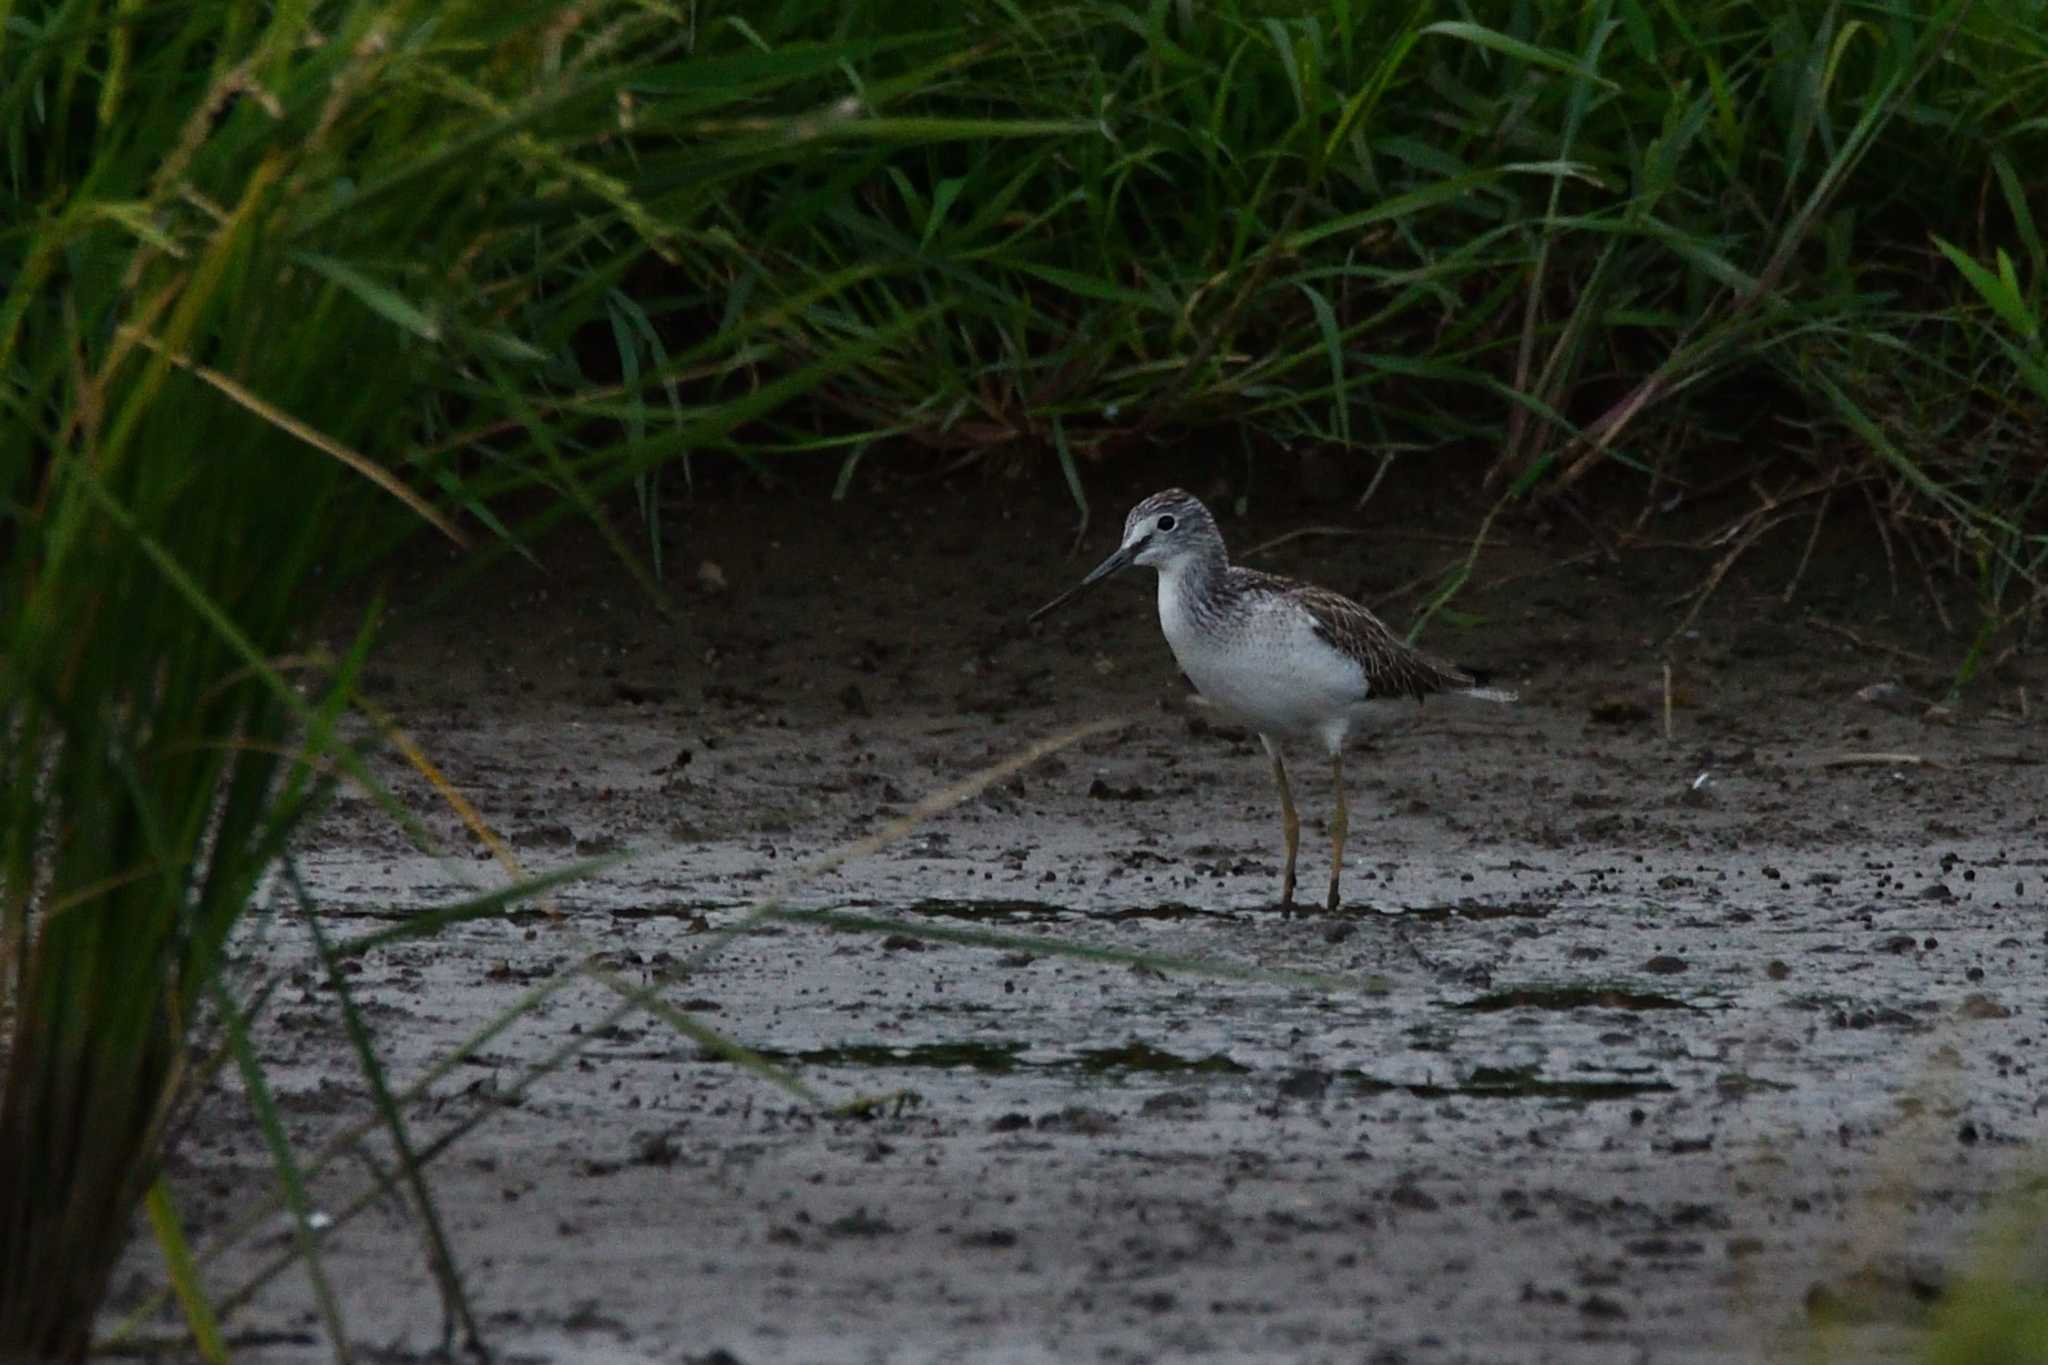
257;0;2036;638
0;0;1079;1355
19;0;2030;602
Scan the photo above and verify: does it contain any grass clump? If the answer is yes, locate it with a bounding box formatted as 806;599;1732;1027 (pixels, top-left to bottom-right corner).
651;0;2047;631
0;0;1079;1355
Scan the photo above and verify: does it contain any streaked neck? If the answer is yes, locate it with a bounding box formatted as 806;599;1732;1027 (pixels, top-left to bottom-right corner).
1154;541;1229;620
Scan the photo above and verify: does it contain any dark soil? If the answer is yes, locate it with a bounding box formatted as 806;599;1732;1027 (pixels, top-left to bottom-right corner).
109;461;2048;1364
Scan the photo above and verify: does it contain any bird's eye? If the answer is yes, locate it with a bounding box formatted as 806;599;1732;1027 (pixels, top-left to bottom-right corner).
1156;514;1177;532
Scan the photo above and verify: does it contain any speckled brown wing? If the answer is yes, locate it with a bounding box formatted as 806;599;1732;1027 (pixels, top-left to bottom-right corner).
1278;580;1475;703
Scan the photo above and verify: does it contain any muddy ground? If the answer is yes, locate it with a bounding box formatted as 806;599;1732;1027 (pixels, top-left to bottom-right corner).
109;459;2047;1364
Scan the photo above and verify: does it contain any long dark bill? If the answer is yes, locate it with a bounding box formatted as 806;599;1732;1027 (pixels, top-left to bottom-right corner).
1026;539;1142;623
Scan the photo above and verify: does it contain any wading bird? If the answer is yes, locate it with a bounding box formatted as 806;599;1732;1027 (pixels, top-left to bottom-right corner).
1031;489;1513;913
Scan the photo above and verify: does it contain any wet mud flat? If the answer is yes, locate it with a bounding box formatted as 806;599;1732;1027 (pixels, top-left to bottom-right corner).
110;475;2048;1363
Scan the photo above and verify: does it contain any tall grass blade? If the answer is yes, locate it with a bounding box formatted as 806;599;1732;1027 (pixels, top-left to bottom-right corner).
142;1179;228;1365
213;980;353;1362
298;874;482;1357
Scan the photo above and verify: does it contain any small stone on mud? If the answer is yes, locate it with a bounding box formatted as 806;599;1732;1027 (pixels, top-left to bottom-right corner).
1661;1202;1729;1229
1278;1069;1332;1100
1765;960;1791;980
880;934;928;952
1037;1106;1118;1135
1386;1184;1439;1212
959;1228;1018;1249
1579;1294;1629;1320
1087;778;1152;800
988;1112;1032;1133
1589;696;1651;724
631;1131;677;1167
1881;934;1918;954
1830;1005;1922;1030
1642;954;1687;975
824;1207;898;1238
1855;681;1920;715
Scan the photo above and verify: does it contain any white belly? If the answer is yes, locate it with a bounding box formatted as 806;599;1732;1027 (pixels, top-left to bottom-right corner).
1157;576;1367;748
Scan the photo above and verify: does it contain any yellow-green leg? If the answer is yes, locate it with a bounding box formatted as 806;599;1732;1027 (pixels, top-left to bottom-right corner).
1325;750;1349;913
1266;745;1299;909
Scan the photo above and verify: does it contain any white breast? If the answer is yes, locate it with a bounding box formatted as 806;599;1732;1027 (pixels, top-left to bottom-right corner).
1156;572;1367;746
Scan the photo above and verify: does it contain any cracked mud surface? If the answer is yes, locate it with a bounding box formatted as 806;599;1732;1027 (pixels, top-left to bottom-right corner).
112;467;2048;1363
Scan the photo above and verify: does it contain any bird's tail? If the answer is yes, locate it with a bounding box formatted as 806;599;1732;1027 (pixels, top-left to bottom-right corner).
1456;665;1517;704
